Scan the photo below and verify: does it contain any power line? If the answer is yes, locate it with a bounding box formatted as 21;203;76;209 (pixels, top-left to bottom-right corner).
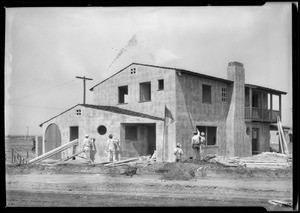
8;79;78;102
7;103;65;110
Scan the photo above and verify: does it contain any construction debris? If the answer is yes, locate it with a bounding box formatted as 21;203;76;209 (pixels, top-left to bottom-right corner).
28;139;78;164
55;150;85;165
268;200;292;207
203;154;217;162
104;157;139;167
212;152;292;169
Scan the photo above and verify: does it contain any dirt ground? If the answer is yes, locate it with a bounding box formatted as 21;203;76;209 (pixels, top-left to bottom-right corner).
5;137;294;210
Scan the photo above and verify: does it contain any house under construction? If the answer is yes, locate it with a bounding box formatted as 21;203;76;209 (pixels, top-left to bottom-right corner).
39;61;287;162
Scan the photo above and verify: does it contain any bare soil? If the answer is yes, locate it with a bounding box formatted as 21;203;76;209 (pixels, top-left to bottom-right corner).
5;137;294;210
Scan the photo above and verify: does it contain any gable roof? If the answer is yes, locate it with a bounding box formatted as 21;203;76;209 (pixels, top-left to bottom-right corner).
89;62;233;91
39;104;164;127
90;62;287;95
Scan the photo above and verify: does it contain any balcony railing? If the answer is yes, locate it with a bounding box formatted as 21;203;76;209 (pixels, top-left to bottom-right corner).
245;107;279;121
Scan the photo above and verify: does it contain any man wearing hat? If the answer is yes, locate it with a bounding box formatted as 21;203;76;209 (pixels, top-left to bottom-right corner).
199;132;206;160
192;129;201;160
82;134;95;165
174;143;183;162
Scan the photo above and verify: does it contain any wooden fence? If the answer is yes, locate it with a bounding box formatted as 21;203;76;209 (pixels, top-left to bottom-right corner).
11;149;27;164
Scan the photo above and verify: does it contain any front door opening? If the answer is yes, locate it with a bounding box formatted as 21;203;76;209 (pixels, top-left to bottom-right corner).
121;123;156;158
45;123;62;160
70;126;79;157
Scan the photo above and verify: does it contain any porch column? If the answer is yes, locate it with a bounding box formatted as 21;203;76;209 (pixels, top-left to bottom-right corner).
279;94;282;119
42;127;46;154
261;92;263;119
249;87;252;118
270;94;273;120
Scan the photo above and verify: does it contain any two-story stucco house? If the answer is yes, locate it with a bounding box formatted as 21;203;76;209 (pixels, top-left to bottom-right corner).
39;61;287;162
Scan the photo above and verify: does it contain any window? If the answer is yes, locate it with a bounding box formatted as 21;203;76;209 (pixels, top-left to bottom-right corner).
76;109;81;115
125;126;138;140
158;79;164;90
197;126;217;146
130;68;136;74
222;87;227;102
118;86;128;104
97;125;107;135
202;84;212;103
140;82;151;102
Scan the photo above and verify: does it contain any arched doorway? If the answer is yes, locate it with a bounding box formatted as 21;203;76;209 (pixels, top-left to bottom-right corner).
45;123;62;159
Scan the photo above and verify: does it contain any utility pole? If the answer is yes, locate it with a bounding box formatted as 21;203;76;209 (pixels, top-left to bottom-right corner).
75;76;93;104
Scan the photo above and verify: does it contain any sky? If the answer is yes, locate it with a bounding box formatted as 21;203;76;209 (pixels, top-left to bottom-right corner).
5;3;293;136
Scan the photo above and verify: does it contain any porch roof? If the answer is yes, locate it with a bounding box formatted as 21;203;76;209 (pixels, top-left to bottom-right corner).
39;104;164;127
245;84;287;95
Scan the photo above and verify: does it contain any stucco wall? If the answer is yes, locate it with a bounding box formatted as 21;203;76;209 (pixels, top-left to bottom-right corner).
41;106;164;162
92;64;177;162
175;72;231;158
226;63;251;157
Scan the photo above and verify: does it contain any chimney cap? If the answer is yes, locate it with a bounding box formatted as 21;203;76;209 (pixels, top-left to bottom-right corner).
228;61;244;67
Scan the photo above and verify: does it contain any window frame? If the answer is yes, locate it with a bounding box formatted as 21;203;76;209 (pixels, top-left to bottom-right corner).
139;81;151;102
158;79;164;91
196;126;217;147
118;85;128;104
221;87;227;102
202;84;212;104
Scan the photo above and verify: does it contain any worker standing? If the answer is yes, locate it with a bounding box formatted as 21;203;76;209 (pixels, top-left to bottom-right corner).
106;134;115;162
192;129;201;160
114;138;122;161
174;143;183;162
199;132;206;160
82;135;95;166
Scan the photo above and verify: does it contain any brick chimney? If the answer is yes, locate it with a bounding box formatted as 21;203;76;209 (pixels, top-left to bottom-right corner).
225;61;251;157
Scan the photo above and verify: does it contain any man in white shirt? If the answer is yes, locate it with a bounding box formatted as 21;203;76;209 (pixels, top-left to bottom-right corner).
106;134;115;162
82;134;95;165
192;129;201;160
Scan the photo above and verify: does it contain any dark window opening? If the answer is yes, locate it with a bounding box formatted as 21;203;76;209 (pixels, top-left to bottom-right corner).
118;86;128;104
202;85;212;103
252;92;259;107
125;126;138;140
222;87;227;102
97;125;107;135
76;109;81;115
140;82;151;102
196;126;217;146
130;68;136;74
158;79;164;90
245;87;250;107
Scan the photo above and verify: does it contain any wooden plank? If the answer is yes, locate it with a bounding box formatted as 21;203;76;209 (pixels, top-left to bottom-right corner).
104;157;139;167
278;118;289;155
277;117;284;154
55;149;85;164
28;139;78;164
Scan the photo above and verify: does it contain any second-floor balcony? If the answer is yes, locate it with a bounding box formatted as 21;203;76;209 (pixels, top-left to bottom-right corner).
245;107;280;122
244;85;285;123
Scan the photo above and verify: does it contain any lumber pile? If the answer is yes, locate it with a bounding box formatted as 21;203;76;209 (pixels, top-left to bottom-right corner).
213;151;292;169
28;139;78;164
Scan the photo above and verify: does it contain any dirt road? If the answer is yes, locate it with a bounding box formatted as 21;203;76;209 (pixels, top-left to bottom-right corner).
6;173;292;210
